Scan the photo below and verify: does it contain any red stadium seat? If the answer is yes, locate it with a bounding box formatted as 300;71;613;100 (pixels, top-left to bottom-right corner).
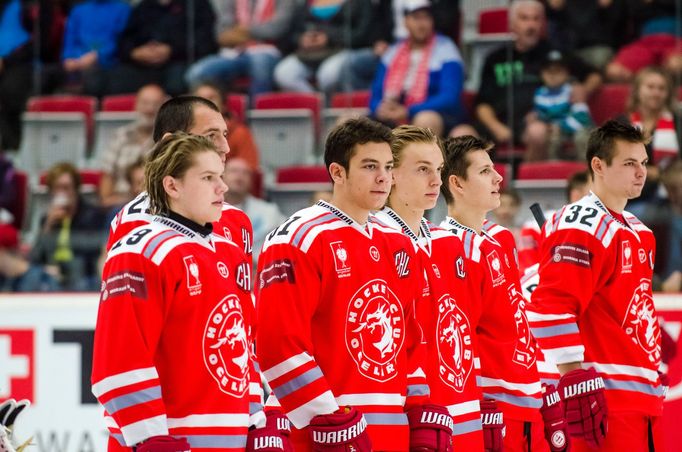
226;94;248;123
254;92;322;133
330;91;371;109
38;169;103;192
516;161;587;181
27;95;97;146
478;8;509;34
101;94;137;112
587;84;630;126
276;165;329;184
494;163;510;190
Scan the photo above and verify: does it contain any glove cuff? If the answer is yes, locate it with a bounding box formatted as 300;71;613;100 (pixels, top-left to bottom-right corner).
558;367;605;400
309;408;368;446
406;404;454;434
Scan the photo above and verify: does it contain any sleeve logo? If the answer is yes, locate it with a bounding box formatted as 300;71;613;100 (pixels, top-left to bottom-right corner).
259;259;295;289
183;255;202;296
622;240;633;273
437;295;474;392
486;250;505;287
330;241;351;278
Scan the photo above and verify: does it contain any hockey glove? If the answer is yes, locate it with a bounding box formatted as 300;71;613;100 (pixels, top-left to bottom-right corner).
406;404;453;452
0;399;31;452
557;367;607;448
540;384;570;452
246;410;294;452
309;407;371;452
135;435;191;452
480;399;504;452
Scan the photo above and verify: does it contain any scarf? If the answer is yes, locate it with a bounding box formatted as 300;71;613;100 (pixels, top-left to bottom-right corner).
383;36;435;107
235;0;275;27
630;110;680;167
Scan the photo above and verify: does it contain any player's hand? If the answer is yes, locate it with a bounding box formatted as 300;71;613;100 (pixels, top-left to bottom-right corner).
135;435;191;452
246;410;293;451
406;404;453;451
558;367;607;448
0;399;31;452
540;384;570;452
308;407;371;451
480;399;504;452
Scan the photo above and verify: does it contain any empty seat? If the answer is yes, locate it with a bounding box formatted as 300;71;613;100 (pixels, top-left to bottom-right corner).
330;91;371;109
268;165;331;216
92;111;138;166
101;94;137;112
322;91;371;142
516;161;587;181
587;84;629;126
227;94;248;123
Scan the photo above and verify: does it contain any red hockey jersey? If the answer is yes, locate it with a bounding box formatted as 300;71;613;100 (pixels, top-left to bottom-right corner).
375;208;484;449
92;215;261;451
106;192;254;263
527;192;664;415
440;217;543;422
256;201;428;451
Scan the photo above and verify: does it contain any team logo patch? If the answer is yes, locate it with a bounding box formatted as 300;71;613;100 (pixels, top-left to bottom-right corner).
260;259;295;289
223;227;232;241
203;295;249;396
183;255;202;296
394;249;411;278
217;262;229;278
455;256;465;279
369;246;380;262
622;240;633;273
345;279;405;382
432;264;441;279
437;295;474;392
509;285;536;368
486;250;505;287
101;271;147;301
551;243;591;268
551;431;566;449
330;241;351;278
422;269;431;298
622;279;661;364
639;248;647;264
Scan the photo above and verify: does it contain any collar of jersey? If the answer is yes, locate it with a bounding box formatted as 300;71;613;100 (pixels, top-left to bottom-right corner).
444;216;494;240
587;191;632;229
167;210;214;237
380;207;431;248
316;200;373;236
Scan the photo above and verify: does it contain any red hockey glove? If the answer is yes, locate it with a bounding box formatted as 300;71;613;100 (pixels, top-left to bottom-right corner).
135;435;190;452
557;367;607;448
308;407;371;452
540;384;570;452
406;404;453;452
480;399;504;452
246;410;294;452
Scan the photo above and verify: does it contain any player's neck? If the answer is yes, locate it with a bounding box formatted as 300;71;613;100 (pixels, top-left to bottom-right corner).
592;184;627;213
448;203;486;233
388;202;423;237
329;196;370;225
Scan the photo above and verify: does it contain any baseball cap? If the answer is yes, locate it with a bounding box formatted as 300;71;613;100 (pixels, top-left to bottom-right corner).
542;50;569;70
403;0;432;15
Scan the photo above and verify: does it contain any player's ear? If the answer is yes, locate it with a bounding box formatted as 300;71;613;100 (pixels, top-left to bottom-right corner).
329;162;346;185
163;175;181;200
590;156;603;177
449;174;464;194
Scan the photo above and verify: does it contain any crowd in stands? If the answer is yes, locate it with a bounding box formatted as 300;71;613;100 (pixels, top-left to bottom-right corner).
2;0;682;292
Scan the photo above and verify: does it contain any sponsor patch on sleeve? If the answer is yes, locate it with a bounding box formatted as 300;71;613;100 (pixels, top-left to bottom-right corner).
259;259;296;289
551;243;591;268
101;271;148;301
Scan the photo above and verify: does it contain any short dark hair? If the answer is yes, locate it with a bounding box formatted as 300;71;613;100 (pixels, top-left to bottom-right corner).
565;169;590;200
586;120;649;176
440;135;494;205
152;96;220;142
324;117;393;177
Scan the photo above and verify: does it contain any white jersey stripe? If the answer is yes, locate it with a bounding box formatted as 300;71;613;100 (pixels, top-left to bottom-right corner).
167;413;250;428
92;367;158;398
584;362;659;383
120;414;168;447
478;377;542;395
335;393;407;407
446;400;480;416
287;391;339;429
262;352;314;381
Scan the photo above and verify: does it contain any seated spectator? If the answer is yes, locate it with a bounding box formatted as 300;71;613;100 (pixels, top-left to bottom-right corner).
369;0;470;137
103;157;146;226
545;0;627;70
108;0;217;95
191;82;260;170
185;0;295;98
490;187;522;241
606;0;682;82
223;157;284;264
273;0;372;94
98;84;166;207
619;66;681;170
30;162;106;291
61;0;131;96
531;50;593;161
0;223;60;292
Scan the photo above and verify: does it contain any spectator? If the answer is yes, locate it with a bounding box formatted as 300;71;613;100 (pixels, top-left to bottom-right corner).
657;159;682;291
61;0;131;96
223;157;284;264
606;0;682;82
30;162;106;291
98;84;166;208
0;0;33;150
103;157;146;227
185;0;295;98
619;66;681;170
532;50;593;161
109;0;217;95
545;0;627;70
490;187;522;241
369;0;470;137
273;0;372;94
191;82;260;171
0;151;18;225
0;223;60;292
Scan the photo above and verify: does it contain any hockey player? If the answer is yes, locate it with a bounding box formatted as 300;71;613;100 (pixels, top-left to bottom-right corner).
527;120;664;451
256;118;453;451
373;125;484;450
92;134;289;452
440;136;566;452
106;96;254;263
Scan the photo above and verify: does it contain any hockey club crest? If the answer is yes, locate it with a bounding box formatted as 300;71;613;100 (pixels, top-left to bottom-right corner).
486;250;505;287
508;285;536;368
437;295;474;392
639;248;647;264
330;241;351;278
203;294;249;396
622;279;661;364
223;227;232;241
183;255;202;296
455;256;465;279
369;246;381;262
217;261;229;278
346;280;405;382
622;240;633;273
394;249;411;278
432;263;441;279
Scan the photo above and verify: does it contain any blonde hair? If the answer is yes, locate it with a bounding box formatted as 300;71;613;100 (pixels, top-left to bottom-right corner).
627;66;677;114
144;132;219;215
390;125;443;168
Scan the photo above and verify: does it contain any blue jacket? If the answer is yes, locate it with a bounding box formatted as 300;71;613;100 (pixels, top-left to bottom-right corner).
370;34;464;120
61;0;131;68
